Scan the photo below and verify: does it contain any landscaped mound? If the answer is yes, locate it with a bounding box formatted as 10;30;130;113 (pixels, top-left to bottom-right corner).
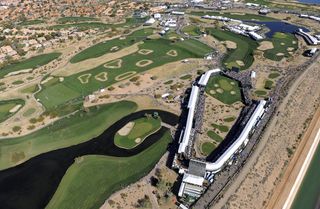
114;114;161;149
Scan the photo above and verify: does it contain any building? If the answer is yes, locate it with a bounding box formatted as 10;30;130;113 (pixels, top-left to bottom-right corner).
248;31;263;40
144;18;156;26
296;29;319;45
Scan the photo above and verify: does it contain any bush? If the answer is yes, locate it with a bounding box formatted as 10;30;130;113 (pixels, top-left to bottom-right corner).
12;126;21;132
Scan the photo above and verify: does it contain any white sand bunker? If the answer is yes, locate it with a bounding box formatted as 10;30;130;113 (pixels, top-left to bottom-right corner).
138;49;154;55
210;90;216;94
95;72;108;81
9;104;22;113
110;46;119;52
287;47;294;51
236;60;245;66
230;81;235;85
41;76;53;84
258;41;274;51
166;50;178;57
216;88;224;94
118;122;135;136
280;42;285;46
214;84;219;87
59;77;64;82
276;53;284;56
136;59;153;67
292;41;296;44
78;74;92;84
230;91;236;95
115;71;136;81
225;41;237;49
135;138;141;143
104;59;122;69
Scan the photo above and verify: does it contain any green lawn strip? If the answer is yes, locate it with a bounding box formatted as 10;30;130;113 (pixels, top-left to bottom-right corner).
205;75;242;104
212;123;229;132
255;90;267;96
268;72;280;79
180;74;192;80
37;38;212;109
49;22;110;31
45;130;172;209
264;79;274;89
263;32;298;61
19;19;45;26
0;101;137;170
201;142;216;156
114;116;161;149
182;25;202;36
245;0;270;5
189;11;276;21
57;16;99;24
223;116;236;122
0;53;61;78
70;28;154;63
12;80;24;85
22;108;36;117
0;99;25;123
207;130;223;143
206;28;258;70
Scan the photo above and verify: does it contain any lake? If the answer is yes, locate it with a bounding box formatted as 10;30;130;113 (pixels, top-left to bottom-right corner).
298;0;320;4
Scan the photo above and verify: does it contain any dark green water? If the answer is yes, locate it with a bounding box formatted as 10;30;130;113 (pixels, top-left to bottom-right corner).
291;142;320;209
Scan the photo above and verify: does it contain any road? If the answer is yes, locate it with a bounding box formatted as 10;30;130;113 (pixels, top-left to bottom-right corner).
211;55;320;209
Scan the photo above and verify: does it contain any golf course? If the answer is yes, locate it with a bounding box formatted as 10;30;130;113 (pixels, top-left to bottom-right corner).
0;99;25;123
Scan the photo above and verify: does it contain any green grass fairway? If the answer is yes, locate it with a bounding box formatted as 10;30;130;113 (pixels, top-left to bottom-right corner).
0;99;25;123
0;53;61;78
201;142;216;156
212;123;229;132
205;75;242;104
207;130;223;143
264;32;298;61
182;25;202;36
206;28;258;70
114;116;161;149
0;101;137;170
70;28;154;63
37;38;212;109
50;22;109;31
223;116;236;122
19;19;45;25
46;130;172;209
189;11;276;21
255;90;267;96
268;72;280;79
57;16;99;24
264;79;274;89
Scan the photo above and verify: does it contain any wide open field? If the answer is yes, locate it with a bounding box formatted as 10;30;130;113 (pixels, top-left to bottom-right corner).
182;25;202;36
0;99;25;123
263;32;298;61
0;52;61;78
46;130;172;209
36;38;212;110
0;100;137;170
114;116;161;149
206;28;258;70
205;75;242;105
70;28;154;63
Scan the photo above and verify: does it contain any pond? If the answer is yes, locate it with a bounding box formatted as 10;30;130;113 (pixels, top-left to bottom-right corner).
245;21;310;38
298;0;320;4
0;110;178;209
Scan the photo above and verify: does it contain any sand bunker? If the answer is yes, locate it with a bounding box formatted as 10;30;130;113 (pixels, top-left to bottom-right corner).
5;69;32;77
104;59;122;69
210;90;216;94
216;88;224;94
110;46;119;52
41;76;53;84
138;49;154;55
166;50;178;57
135;138;141;143
276;53;284;56
136;59;153;67
9;104;22;113
258;41;274;51
236;60;245;66
95;72;108;81
214;84;219;87
230;91;236;95
225;41;237;49
115;71;136;81
280;42;285;46
78;74;92;84
287;47;294;51
230;81;235;85
118;121;135;136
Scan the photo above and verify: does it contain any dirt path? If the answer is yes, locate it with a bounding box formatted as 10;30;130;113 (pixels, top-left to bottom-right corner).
268;108;320;209
211;57;320;209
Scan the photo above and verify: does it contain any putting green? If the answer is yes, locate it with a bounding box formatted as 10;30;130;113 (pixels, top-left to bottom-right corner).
206;75;242;104
201;142;216;156
95;72;108;82
114;116;161;149
78;74;92;84
135;59;153;67
166;49;178;57
0;99;25;123
138;49;154;55
115;71;136;81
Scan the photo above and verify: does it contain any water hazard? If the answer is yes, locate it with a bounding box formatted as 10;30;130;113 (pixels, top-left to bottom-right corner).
0;110;178;209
